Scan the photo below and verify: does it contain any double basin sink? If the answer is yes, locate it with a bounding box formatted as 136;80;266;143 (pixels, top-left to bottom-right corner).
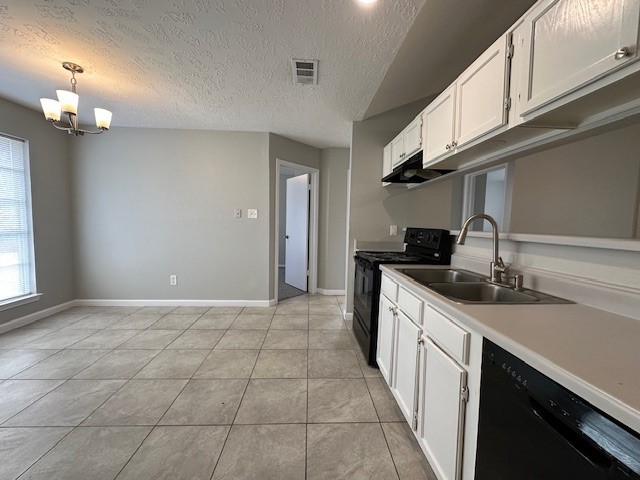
398;269;571;305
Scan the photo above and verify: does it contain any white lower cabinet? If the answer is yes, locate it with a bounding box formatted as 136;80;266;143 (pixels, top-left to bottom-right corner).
390;310;421;427
377;273;477;480
417;335;468;480
377;294;396;384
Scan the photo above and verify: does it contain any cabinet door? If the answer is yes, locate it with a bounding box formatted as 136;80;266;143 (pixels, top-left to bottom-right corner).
382;143;392;181
422;84;456;165
418;335;467;480
390;310;421;427
403;115;423;158
391;133;405;167
376;294;396;384
455;35;510;147
521;0;640;115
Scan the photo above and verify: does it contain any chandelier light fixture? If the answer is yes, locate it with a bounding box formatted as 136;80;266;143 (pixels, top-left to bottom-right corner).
40;62;112;136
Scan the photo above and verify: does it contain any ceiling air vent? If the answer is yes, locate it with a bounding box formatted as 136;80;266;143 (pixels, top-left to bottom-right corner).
291;59;318;85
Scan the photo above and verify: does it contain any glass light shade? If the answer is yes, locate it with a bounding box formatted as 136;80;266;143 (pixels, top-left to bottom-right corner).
40;98;61;121
56;90;79;114
94;108;112;129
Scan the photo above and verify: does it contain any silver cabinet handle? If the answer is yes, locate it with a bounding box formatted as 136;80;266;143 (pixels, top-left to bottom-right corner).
451;141;458;148
615;46;631;60
284;235;289;239
445;144;451;150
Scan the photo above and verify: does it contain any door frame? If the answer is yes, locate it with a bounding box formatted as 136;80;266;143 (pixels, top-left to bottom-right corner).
274;158;319;300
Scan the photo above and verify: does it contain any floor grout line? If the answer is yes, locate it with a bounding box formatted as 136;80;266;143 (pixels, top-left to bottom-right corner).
3;298;404;480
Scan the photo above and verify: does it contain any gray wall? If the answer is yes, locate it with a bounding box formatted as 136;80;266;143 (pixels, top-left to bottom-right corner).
71;128;271;300
405;179;454;229
268;133;320;299
509;123;640;238
318;148;349;291
346;97;435;311
0;98;75;324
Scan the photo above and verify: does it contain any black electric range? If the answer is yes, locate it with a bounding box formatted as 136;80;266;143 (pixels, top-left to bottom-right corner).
353;227;451;366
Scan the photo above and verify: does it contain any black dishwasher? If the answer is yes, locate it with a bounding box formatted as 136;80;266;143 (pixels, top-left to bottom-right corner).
475;339;640;480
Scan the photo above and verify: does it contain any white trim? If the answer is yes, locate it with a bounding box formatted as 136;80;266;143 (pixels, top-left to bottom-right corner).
0;300;76;334
0;293;42;312
450;230;640;252
316;288;346;296
462;162;512;232
343;312;353;321
74;299;276;307
274;158;320;301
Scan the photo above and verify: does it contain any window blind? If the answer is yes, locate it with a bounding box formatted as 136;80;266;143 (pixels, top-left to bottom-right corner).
0;135;35;302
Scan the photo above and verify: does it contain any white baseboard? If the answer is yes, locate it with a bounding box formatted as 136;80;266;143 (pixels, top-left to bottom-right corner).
0;297;280;335
343;312;353;321
0;300;76;334
317;288;346;296
74;299;276;307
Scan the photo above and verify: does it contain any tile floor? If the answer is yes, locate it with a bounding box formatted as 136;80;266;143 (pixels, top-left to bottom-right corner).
0;295;436;480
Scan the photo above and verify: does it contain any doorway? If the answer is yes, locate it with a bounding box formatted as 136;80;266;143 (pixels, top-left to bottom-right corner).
275;159;319;302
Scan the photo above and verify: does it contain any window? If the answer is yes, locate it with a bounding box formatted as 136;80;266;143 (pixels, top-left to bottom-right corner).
462;163;512;232
0;134;36;303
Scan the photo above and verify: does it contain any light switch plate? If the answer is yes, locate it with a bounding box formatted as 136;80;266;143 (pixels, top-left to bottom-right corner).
234;209;242;218
248;209;258;219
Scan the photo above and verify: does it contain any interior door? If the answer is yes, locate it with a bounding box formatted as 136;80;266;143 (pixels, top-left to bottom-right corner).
284;173;309;291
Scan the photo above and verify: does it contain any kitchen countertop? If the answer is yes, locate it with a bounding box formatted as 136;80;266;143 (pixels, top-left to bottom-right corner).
380;263;640;434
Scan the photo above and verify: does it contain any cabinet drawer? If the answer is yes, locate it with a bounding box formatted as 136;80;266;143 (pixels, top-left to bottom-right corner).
423;305;469;365
397;287;423;326
381;275;398;302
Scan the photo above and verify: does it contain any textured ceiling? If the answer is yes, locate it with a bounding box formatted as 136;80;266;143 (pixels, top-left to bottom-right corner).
0;0;425;148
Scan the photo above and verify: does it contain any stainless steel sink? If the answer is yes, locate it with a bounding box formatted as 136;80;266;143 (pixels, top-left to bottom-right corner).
398;269;485;286
427;282;572;305
395;268;572;304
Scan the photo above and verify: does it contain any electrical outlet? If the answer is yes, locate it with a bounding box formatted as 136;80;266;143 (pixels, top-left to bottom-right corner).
248;209;258;219
390;225;398;236
170;275;177;286
234;209;242;218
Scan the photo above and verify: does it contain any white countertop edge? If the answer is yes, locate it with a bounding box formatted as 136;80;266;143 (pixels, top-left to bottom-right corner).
380;263;640;434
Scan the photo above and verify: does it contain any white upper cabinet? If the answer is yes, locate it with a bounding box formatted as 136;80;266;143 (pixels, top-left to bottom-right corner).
455;34;511;147
520;0;640;115
422;84;457;165
403;115;423;158
382;143;392;182
391;132;405;168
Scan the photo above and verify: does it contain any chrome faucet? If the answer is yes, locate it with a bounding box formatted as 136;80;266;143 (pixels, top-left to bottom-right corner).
456;214;508;284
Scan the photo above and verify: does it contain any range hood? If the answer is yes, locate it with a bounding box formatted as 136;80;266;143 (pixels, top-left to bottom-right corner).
382;151;454;184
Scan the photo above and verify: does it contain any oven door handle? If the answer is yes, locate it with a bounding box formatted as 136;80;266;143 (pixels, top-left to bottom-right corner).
529;397;612;471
